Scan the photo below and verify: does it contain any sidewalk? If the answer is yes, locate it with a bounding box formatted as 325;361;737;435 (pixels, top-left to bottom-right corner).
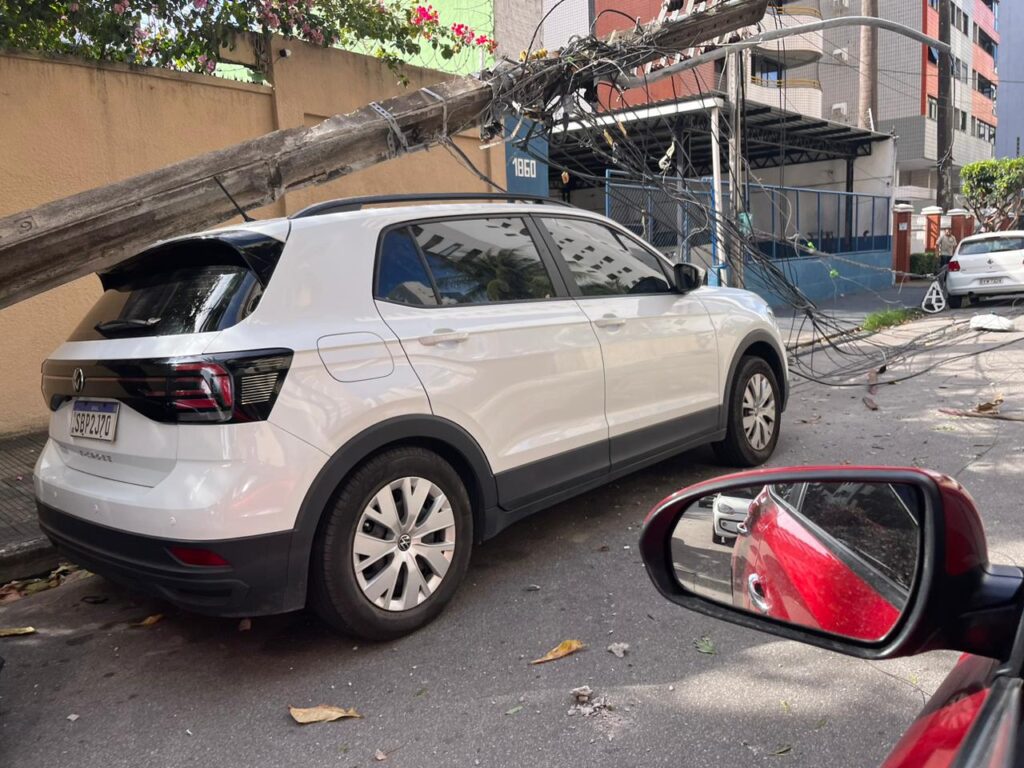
0;431;57;582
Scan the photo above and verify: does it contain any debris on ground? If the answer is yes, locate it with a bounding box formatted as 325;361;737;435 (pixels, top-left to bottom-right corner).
862;396;879;411
531;639;585;665
66;714;79;722
288;705;362;724
523;584;541;592
940;396;1024;422
0;563;89;603
505;705;524;716
694;636;716;655
970;314;1014;332
607;642;630;658
0;626;36;637
567;685;613;717
374;749;389;761
238;618;252;631
135;613;164;628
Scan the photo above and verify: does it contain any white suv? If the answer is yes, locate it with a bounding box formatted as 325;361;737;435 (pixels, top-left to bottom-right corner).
34;194;788;639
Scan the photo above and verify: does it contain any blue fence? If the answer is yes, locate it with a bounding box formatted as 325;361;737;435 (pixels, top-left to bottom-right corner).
604;171;894;302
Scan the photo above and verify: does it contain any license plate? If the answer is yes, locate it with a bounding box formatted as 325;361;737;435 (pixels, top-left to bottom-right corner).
70;401;120;442
980;277;1003;286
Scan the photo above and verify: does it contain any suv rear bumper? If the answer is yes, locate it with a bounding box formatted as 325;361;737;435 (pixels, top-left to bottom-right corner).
37;502;299;617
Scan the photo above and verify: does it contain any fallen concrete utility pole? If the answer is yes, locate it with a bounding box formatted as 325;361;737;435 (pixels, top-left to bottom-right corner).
0;0;767;310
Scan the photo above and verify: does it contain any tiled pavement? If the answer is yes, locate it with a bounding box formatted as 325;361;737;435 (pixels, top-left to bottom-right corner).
0;430;57;581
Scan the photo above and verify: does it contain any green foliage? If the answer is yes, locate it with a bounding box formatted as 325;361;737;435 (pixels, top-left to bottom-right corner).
909;252;939;277
862;308;921;333
0;1;496;75
960;157;1024;232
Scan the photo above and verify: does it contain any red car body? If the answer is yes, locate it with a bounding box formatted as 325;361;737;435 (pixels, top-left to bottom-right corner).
731;486;900;641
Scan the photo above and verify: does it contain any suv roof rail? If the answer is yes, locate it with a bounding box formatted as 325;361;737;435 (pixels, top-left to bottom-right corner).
290;193;572;219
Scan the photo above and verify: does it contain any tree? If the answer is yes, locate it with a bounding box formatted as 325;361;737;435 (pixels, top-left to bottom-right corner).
960;157;1024;232
0;1;496;75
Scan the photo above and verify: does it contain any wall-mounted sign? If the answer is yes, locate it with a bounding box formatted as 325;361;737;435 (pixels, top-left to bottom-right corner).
505;116;549;197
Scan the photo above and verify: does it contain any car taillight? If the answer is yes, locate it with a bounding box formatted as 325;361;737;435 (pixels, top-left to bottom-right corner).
948;260;961;272
42;349;293;424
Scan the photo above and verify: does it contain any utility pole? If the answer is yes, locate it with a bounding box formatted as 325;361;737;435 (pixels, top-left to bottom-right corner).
936;0;954;210
727;50;745;286
857;0;878;130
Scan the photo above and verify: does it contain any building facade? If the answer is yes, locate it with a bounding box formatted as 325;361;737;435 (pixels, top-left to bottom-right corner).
994;0;1019;158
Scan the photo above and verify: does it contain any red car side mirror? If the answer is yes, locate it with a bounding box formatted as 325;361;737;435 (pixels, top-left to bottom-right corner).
639;467;1024;661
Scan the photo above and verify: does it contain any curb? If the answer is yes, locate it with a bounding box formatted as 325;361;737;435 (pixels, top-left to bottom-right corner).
0;535;59;583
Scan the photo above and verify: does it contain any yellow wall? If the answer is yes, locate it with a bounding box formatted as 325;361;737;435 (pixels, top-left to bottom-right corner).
0;42;503;435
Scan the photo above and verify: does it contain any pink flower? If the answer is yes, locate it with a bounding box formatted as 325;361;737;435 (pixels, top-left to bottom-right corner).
113;2;127;15
193;0;207;8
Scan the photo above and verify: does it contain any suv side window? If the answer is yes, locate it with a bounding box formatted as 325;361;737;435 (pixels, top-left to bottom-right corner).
410;217;556;305
377;228;439;306
540;217;672;296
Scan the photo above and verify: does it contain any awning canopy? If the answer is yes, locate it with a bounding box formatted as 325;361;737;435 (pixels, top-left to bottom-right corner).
547;93;892;185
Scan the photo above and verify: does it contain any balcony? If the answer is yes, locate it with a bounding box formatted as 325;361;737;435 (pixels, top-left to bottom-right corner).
746;76;823;117
753;3;824;68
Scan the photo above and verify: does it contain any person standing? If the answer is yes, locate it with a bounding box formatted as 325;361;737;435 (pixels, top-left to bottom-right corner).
936;228;958;267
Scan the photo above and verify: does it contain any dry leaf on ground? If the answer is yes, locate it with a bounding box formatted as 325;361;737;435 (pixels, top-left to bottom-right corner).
694;635;715;655
531;639;585;665
607;642;629;658
289;705;362;724
862;396;879;411
374;749;388;761
0;626;36;637
136;614;164;627
976;397;1004;414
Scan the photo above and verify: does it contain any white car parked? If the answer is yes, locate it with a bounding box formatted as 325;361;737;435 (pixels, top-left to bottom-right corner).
33;194;788;639
946;231;1024;308
711;487;760;545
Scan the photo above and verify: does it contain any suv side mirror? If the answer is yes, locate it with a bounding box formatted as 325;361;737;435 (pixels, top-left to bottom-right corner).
673;262;705;293
639;467;1024;662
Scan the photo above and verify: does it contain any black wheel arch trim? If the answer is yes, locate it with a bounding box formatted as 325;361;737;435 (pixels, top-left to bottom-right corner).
722;329;789;427
282;415;498;610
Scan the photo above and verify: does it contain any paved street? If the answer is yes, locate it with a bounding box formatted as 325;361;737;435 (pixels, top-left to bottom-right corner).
2;300;1023;768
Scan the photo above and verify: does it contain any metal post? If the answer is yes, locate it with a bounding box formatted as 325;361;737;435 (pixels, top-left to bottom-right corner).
711;104;727;285
728;51;745;285
845;157;855;251
936;0;954;209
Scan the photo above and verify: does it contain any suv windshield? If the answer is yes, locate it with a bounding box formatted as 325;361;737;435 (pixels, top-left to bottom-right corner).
69;235;283;341
960;237;1024;255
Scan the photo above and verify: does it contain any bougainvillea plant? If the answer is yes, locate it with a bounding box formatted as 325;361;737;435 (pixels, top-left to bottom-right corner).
0;1;496;75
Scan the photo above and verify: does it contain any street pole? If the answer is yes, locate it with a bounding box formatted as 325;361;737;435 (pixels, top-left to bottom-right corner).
710;104;727;286
728;50;745;285
936;0;954;210
858;0;878;130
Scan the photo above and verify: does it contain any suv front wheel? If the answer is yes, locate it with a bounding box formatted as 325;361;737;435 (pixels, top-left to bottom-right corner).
310;447;473;639
713;356;781;467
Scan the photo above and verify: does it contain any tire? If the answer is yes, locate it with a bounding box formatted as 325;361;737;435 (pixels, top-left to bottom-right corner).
713;356;781;468
310;446;473;640
947;293;965;309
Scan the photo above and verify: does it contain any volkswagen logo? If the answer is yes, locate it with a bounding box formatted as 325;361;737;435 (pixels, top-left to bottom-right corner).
397;533;412;552
72;368;85;393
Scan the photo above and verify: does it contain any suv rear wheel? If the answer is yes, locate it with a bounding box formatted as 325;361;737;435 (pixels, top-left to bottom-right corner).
713;356;781;467
310;447;473;639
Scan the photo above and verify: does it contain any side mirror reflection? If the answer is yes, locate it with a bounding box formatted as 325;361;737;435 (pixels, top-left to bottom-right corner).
671;482;922;642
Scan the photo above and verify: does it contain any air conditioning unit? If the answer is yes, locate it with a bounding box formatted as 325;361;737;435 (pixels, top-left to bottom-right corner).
832;48;849;63
832;102;849;119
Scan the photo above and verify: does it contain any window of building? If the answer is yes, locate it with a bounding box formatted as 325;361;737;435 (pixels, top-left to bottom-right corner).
927;96;938;121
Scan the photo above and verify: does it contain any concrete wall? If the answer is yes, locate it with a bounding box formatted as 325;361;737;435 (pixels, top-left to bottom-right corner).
0;42;504;436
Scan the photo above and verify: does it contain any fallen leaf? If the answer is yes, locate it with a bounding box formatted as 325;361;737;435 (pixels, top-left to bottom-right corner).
772;744;793;756
136;613;163;628
238;618;252;632
0;583;22;605
505;705;523;716
607;642;629;658
531;639;585;665
0;626;36;637
23;579;57;595
815;717;828;730
289;705;362;724
374;749;388;762
976;397;1004;414
67;714;79;722
694;636;715;655
780;699;791;714
414;687;427;697
862;396;879;411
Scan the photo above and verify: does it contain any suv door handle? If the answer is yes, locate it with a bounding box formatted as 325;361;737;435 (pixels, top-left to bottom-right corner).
419;329;469;346
594;314;626;329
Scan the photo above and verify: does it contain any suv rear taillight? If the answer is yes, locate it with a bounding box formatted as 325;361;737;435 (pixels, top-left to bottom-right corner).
42;349;292;424
948;260;961;272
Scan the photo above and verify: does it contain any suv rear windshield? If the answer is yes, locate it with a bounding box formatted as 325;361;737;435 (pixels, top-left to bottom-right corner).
960;236;1024;255
69;234;284;341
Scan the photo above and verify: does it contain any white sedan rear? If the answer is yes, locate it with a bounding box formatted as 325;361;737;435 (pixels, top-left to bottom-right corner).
946;231;1024;308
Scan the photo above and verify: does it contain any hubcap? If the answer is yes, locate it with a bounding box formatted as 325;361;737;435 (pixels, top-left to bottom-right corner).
741;373;776;451
352;476;456;612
